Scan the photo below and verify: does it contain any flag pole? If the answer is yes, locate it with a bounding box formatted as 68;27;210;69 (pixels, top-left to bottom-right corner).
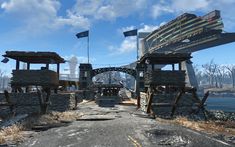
87;33;90;63
136;31;139;61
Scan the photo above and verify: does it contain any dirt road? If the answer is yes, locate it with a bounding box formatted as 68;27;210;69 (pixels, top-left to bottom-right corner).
20;102;232;147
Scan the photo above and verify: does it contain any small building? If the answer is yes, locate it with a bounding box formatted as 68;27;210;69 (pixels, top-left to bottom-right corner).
3;51;65;92
138;53;206;117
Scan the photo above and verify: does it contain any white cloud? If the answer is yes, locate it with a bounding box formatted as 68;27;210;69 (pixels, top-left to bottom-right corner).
109;37;136;55
111;23;161;55
171;0;209;12
0;0;91;34
151;4;174;18
139;24;159;32
55;10;90;29
71;0;147;21
95;5;116;20
151;0;209;19
0;0;149;35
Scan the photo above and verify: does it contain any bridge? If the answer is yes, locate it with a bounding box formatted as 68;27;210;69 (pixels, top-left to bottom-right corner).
141;10;235;54
92;67;136;78
79;10;235;97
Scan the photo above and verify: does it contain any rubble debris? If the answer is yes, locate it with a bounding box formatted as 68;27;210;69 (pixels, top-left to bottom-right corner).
158;135;190;146
206;110;235;121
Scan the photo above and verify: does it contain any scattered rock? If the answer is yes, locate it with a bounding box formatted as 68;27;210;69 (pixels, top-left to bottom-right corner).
206;110;235;121
225;135;235;144
214;134;235;145
158;135;190;146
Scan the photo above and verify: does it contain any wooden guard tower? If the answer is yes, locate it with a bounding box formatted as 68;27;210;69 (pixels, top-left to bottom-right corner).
138;53;208;117
3;51;65;113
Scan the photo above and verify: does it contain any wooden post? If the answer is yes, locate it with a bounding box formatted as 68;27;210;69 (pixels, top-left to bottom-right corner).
37;88;51;114
16;60;20;70
4;90;14;113
25;62;31;92
179;62;182;70
55;63;60;94
146;87;154;114
13;60;19;92
171;89;184;117
46;64;49;70
57;63;60;78
194;91;210;114
27;62;30;70
200;91;209;106
44;88;51;113
37;89;43;112
137;96;140;108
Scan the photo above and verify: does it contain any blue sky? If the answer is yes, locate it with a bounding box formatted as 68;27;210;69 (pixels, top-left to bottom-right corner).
0;0;235;75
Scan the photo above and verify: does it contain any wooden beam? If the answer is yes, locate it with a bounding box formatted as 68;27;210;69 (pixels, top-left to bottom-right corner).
16;60;20;70
37;88;51;114
200;91;209;106
137;96;140;108
194;91;210;114
171;90;184;117
46;64;49;70
179;62;182;71
27;62;30;70
57;63;60;78
4;90;14;112
146;87;154;114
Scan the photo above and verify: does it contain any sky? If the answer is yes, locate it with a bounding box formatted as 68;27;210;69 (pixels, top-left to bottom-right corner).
0;0;235;76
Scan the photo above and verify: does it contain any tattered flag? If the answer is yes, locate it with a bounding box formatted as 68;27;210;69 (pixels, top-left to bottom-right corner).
76;30;89;38
1;57;9;63
123;29;137;37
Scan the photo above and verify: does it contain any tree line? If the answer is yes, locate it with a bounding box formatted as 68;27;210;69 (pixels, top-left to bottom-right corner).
194;60;235;88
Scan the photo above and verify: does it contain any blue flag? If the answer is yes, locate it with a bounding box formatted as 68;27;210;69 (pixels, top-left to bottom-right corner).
123;29;137;37
76;30;89;38
1;57;9;63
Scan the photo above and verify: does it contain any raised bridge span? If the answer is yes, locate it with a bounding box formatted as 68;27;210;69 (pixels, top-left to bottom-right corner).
140;10;235;55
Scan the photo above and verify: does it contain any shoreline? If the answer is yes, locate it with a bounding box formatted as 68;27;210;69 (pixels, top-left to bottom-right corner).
207;94;235;98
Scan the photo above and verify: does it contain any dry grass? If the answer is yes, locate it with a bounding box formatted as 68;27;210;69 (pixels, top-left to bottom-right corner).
0;124;24;144
0;111;83;145
50;111;83;122
22;111;83;129
157;117;235;135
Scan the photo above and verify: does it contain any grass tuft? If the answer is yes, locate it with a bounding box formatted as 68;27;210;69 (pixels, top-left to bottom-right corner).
157;117;235;135
0;124;24;144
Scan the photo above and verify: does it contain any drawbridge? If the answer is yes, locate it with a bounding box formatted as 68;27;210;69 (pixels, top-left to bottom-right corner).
140;10;235;55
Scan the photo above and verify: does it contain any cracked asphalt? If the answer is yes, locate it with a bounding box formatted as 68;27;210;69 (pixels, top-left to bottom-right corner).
19;102;233;147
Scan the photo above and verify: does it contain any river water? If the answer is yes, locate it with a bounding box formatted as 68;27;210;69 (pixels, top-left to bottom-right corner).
206;97;235;112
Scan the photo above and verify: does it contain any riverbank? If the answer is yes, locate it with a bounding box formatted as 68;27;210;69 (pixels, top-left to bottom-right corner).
206;97;235;112
206;110;235;121
204;87;235;98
